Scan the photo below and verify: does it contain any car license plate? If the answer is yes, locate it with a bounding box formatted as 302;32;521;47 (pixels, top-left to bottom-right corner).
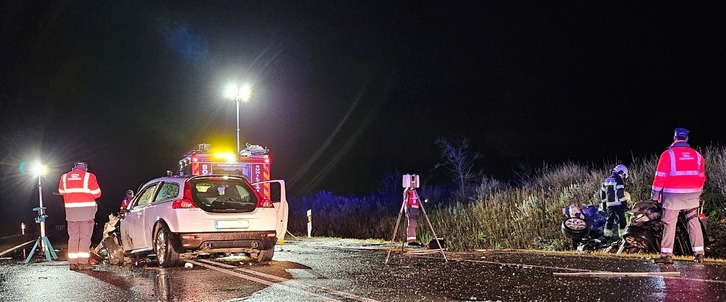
215;220;249;229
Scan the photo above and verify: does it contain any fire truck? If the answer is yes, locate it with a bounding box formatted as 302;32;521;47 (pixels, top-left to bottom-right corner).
179;143;272;200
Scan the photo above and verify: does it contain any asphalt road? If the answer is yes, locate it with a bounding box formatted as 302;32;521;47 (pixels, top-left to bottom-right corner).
2;237;726;301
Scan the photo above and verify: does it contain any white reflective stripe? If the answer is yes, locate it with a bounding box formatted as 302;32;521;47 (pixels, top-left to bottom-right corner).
618;198;628;202
68;253;79;259
662;188;702;193
406;237;416;241
693;246;704;252
65;201;97;208
670;170;701;176
615;185;624;189
83;173;90;190
89;188;101;195
77;252;90;258
697;153;702;166
59;174;68;193
655;172;668;177
668;149;676;172
661;247;673;253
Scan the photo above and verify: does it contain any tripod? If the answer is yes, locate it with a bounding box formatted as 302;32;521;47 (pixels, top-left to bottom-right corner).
24;207;58;263
385;186;447;264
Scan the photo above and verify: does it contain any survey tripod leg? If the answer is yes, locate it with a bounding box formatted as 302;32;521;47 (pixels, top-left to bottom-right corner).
418;200;447;262
384;198;408;264
385;176;447;264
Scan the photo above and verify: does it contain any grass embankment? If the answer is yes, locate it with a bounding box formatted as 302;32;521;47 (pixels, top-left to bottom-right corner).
288;146;726;257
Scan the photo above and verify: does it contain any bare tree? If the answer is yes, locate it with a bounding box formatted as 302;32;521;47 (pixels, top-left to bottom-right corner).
434;137;482;197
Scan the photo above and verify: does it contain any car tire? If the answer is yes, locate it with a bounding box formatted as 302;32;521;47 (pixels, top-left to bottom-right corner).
561;217;589;239
154;225;181;267
255;248;274;263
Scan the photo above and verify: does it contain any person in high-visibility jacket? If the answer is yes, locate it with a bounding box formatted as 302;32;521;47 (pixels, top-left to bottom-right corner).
58;162;102;271
404;187;420;246
651;128;706;264
120;190;134;213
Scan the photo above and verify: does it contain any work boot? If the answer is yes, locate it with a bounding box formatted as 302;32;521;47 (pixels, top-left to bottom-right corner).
69;264;79;271
653;255;673;264
694;254;705;263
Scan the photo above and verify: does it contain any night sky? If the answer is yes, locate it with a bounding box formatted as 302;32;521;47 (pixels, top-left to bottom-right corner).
2;2;725;234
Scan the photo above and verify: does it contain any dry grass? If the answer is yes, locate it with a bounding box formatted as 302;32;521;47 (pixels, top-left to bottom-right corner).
288;146;726;257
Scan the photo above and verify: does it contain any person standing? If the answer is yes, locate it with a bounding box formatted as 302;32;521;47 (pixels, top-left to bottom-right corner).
601;164;629;243
404;187;420;246
58;162;102;270
652;128;706;264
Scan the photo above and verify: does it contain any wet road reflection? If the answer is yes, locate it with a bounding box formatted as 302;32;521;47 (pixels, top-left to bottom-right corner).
3;240;726;301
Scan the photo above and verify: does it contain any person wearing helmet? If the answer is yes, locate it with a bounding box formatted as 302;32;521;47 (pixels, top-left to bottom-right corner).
58;162;102;271
652;128;706;264
600;164;629;243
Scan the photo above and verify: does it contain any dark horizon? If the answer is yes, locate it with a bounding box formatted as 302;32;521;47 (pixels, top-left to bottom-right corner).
2;1;725;235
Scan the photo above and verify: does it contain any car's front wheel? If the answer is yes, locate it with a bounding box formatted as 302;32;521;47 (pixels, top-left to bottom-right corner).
154;224;181;267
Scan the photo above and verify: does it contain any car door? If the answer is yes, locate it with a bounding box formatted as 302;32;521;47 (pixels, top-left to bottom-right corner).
121;183;159;251
143;181;181;233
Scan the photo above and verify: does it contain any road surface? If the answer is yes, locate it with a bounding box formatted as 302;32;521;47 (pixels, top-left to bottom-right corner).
2;237;726;301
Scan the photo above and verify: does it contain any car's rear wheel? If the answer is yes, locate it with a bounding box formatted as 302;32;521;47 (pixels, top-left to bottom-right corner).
154;225;181;267
255;248;274;263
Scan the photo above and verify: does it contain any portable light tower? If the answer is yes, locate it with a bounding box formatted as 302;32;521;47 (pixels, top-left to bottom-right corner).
25;162;58;263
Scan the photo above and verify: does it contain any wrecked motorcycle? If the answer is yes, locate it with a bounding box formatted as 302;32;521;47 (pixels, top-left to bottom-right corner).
617;200;710;255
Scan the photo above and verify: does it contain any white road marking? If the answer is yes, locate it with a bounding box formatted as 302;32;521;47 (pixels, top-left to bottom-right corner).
189;259;380;302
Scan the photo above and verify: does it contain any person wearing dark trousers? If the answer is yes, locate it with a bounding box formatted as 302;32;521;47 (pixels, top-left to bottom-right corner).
601;164;628;243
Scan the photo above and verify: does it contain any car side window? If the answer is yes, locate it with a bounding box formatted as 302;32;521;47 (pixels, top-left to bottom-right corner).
234;184;252;202
134;184;158;208
154;182;180;203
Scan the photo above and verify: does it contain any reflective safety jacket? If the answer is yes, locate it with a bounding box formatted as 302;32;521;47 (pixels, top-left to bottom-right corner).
651;142;705;197
404;188;420;209
601;173;626;207
58;169;102;208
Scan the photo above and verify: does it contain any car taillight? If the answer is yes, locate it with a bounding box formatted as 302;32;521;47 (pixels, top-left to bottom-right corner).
172;199;198;209
173;180;199;209
257;199;274;208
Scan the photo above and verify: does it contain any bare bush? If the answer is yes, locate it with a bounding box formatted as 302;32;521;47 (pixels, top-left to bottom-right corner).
434;137;481;199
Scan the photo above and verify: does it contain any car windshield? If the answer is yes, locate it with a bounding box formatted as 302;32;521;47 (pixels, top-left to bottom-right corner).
191;177;258;213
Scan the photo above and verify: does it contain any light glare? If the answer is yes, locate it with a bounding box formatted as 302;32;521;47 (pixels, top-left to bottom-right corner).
224;83;252;102
30;162;47;176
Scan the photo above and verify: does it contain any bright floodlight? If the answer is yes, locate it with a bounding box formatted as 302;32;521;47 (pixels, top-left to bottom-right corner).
240;84;252;102
30;162;47;176
224;83;239;100
224;83;253;102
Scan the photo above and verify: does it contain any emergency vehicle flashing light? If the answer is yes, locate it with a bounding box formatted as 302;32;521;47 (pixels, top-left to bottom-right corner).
214;152;237;162
178;143;272;200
